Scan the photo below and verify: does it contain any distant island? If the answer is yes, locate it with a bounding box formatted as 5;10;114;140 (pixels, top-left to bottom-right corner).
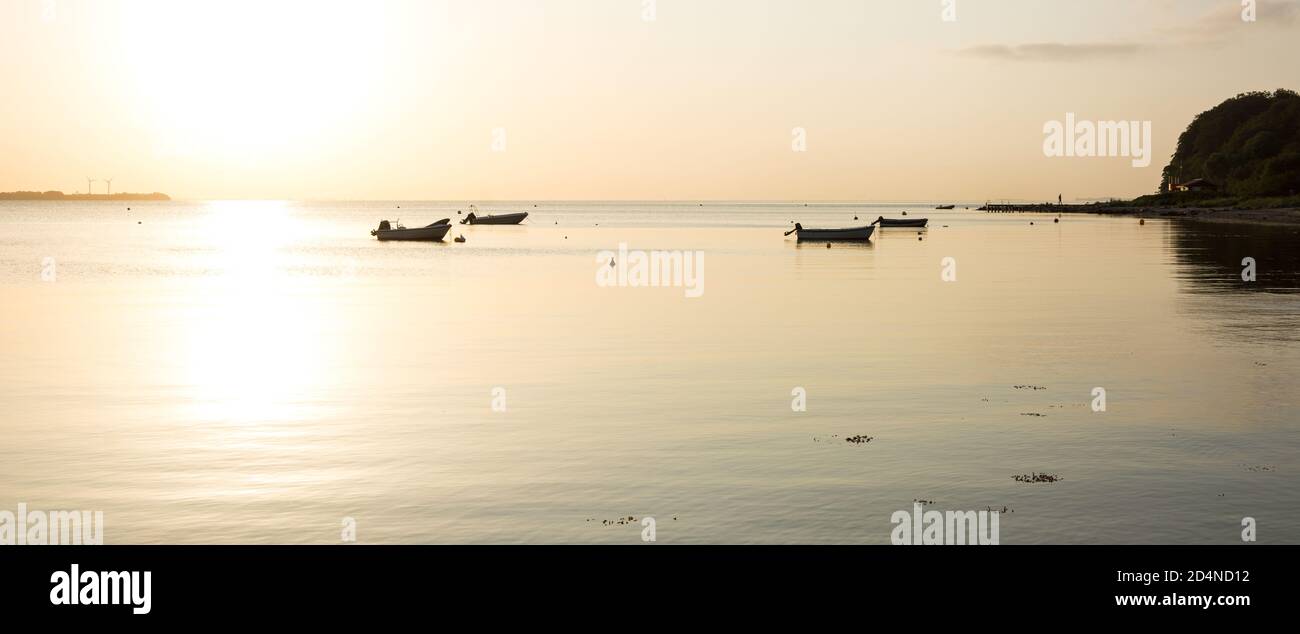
987;89;1300;225
0;190;171;201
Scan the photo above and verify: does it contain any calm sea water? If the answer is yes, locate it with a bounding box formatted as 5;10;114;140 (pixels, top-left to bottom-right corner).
2;200;1298;544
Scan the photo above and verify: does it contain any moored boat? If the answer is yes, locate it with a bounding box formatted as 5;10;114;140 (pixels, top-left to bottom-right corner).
371;218;452;241
461;210;528;225
785;223;876;241
874;216;930;228
935;204;955;210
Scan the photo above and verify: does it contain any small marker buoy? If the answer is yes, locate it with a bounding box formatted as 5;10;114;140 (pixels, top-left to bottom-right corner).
826;243;831;248
609;258;616;267
137;221;142;224
918;236;922;241
1139;219;1146;225
1030;221;1035;225
902;211;908;216
853;216;858;220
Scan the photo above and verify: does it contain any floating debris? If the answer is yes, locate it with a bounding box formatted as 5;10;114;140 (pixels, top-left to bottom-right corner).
1013;385;1047;391
1243;465;1275;472
1013;472;1062;483
985;506;1014;513
913;498;935;506
1020;412;1047;417
845;435;874;444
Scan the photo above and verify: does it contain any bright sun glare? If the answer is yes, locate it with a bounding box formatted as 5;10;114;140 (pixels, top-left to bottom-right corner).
119;0;386;162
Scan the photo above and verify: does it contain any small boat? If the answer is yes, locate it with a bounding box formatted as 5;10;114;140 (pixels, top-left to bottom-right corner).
460;205;528;225
785;223;875;241
371;218;452;241
935;204;955;210
874;216;929;228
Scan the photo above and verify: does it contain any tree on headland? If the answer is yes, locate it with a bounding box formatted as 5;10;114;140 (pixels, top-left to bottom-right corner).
1160;89;1300;197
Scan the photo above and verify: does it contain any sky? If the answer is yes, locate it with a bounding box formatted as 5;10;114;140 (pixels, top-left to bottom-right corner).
1;0;1298;201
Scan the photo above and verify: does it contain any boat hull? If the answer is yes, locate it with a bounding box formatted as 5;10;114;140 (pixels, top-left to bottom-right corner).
373;223;453;241
462;212;528;225
877;218;929;228
796;225;876;241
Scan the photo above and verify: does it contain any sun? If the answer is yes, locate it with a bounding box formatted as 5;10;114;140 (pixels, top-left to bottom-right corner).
118;0;387;162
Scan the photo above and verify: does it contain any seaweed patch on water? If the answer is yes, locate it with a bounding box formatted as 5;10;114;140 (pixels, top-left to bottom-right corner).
1013;472;1063;483
1243;464;1275;472
1013;385;1047;391
812;434;874;444
587;516;648;526
1020;412;1047;417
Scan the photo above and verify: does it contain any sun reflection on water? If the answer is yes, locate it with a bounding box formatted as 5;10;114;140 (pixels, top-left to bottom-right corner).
182;201;328;425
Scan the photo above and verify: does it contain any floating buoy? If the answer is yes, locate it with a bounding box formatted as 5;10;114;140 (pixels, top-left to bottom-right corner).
1053;218;1059;223
826;243;831;248
454;234;466;243
902;211;908;216
854;216;859;220
609;258;616;267
1139;219;1146;225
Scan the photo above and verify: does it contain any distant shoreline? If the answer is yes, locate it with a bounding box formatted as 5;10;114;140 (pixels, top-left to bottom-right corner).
980;202;1300;226
0;191;170;201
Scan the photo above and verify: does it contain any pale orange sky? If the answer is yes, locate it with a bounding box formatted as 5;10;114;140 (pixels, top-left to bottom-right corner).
2;0;1298;201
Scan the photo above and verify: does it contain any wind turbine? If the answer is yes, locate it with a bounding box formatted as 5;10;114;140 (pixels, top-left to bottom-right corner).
86;177;96;195
105;178;114;197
